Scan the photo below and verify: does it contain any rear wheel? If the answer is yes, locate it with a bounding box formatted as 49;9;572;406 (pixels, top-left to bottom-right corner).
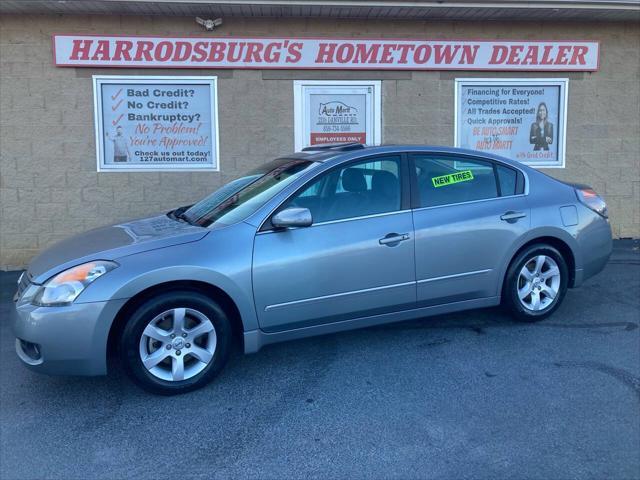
119;291;232;395
503;244;568;322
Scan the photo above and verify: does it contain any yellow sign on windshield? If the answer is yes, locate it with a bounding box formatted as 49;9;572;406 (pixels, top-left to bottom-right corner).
432;170;474;188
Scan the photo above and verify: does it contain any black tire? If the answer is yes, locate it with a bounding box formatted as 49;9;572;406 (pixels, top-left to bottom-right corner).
119;291;232;395
503;244;569;322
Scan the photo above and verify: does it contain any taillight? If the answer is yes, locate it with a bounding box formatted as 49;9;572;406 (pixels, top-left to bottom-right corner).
575;187;608;218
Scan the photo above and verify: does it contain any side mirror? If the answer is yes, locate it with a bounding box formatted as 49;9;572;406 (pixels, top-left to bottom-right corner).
272;207;313;229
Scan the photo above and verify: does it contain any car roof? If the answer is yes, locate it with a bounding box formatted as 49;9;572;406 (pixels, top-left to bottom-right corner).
286;143;527;170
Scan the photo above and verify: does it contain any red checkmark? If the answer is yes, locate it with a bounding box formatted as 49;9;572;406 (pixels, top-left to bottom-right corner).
111;99;124;111
111;88;123;100
112;114;124;126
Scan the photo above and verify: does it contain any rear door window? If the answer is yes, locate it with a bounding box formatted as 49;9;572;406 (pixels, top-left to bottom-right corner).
412;155;498;208
496;164;519;196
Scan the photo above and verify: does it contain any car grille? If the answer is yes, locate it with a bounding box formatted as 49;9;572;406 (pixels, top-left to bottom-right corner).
13;271;31;302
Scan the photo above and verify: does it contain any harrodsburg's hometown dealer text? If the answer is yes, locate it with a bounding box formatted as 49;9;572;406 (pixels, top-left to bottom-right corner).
55;36;599;71
455;79;568;168
93;76;219;171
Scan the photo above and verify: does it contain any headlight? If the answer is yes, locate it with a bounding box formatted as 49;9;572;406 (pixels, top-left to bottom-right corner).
33;261;118;306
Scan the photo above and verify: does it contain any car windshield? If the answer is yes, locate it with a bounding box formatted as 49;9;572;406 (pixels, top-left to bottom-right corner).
182;158;316;227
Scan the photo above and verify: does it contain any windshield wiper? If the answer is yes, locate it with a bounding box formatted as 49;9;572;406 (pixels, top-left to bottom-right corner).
167;206;194;225
176;211;194;225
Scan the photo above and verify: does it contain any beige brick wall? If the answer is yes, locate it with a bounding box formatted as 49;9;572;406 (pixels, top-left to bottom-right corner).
1;14;639;269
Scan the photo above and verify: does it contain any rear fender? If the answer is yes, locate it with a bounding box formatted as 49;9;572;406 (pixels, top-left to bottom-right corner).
495;227;581;295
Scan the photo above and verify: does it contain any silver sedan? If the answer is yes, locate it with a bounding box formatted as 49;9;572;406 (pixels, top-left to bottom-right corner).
12;144;612;394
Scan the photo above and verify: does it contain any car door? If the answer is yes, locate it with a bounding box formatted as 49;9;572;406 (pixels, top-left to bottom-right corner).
252;154;416;332
410;153;530;307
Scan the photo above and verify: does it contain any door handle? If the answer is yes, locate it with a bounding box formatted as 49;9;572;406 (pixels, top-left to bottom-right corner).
500;211;527;222
379;233;410;246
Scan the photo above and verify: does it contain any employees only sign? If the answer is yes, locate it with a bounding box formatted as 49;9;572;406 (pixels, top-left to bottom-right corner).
310;93;367;145
294;81;381;151
93;76;219;171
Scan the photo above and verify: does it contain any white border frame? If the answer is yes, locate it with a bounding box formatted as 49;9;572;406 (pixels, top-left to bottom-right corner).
92;75;220;172
454;78;569;169
293;80;382;152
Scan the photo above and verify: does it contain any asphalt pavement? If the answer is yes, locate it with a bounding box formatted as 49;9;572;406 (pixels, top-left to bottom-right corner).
1;241;639;480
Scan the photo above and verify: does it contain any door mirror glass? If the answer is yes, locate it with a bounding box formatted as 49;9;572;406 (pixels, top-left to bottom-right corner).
272;207;313;229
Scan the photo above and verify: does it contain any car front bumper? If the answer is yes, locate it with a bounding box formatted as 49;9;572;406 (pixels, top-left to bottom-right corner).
11;298;127;376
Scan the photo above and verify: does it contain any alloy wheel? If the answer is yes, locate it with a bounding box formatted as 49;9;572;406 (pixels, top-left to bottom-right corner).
517;255;561;312
138;308;217;382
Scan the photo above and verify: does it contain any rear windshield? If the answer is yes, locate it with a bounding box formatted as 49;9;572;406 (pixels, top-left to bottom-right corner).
183;158;316;227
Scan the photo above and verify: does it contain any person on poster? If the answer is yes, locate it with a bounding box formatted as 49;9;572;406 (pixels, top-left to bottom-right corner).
105;126;131;162
529;102;554;151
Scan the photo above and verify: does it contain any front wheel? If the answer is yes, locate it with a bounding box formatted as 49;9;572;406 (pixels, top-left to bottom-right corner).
503;244;568;322
119;291;232;395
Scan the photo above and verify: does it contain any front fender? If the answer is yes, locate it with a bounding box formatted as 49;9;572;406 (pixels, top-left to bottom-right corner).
111;265;259;332
75;222;259;332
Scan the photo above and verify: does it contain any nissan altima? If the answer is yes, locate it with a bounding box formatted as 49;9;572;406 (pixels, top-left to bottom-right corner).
12;144;612;394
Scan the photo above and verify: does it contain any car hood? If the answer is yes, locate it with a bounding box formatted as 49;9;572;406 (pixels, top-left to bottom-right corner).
27;215;208;283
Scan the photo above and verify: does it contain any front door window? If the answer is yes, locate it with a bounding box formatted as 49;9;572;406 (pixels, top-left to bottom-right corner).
284;156;401;224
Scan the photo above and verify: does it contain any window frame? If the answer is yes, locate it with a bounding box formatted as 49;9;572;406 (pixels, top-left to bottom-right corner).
260;153;411;232
495;162;522;198
408;152;527;211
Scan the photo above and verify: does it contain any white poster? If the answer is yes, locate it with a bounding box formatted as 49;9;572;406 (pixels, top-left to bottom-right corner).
455;79;568;168
294;81;381;151
93;76;219;171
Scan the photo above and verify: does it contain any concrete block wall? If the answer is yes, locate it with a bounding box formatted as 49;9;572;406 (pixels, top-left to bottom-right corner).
1;14;639;269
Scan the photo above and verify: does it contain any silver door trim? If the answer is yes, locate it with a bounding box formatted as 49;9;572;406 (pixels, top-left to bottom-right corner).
264;280;416;311
256;209;411;235
312;209;410;227
417;269;492;284
412;194;527;214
